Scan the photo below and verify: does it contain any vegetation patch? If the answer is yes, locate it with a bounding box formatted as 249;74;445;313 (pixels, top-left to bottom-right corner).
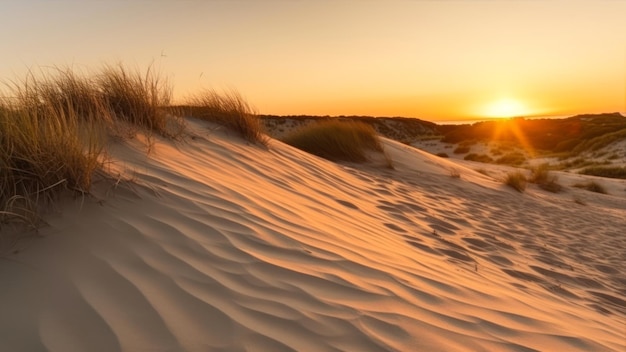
495;152;526;166
529;164;562;193
464;153;494;163
282;120;383;162
579;166;626;180
436;152;449;158
453;145;470;154
504;171;527;192
573;181;607;194
186;89;268;145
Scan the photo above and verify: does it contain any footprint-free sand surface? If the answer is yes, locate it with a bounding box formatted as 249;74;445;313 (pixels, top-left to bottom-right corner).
1;119;625;351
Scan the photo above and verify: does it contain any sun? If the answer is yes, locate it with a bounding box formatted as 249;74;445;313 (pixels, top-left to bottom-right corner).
483;98;528;119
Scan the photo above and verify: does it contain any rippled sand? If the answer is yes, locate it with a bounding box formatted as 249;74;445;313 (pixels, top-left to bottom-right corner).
1;120;624;351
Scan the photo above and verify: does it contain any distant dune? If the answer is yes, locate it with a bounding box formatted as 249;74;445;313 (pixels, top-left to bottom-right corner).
1;118;624;351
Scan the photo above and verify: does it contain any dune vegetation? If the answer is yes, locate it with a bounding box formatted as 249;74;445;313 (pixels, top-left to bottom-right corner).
185;89;268;145
281;120;385;162
0;64;265;227
504;171;528;192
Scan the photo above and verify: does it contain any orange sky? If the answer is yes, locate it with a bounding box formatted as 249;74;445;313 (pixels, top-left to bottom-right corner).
1;1;624;121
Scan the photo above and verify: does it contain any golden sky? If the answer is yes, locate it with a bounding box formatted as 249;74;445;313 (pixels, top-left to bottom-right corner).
1;1;624;121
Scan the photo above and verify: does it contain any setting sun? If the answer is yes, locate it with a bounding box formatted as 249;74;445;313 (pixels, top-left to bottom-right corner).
483;98;528;119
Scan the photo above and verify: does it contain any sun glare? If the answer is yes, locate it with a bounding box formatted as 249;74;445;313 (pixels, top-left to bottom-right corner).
483;98;527;119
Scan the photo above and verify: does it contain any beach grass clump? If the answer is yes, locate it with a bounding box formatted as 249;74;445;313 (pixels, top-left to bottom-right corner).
1;82;104;225
187;89;267;145
504;171;527;192
453;145;470;154
573;181;607;194
464;153;494;163
579;166;626;180
282;120;383;162
495;152;527;166
96;64;179;137
529;164;562;193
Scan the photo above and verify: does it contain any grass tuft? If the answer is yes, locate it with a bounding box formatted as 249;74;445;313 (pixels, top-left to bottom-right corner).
187;89;268;145
504;171;527;192
573;181;607;194
96;64;182;137
1;75;105;226
529;164;562;193
282;120;383;162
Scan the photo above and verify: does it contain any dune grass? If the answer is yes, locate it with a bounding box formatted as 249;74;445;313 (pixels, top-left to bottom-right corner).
579;166;626;180
282;120;383;162
1;79;104;226
0;64;183;227
529;164;562;193
97;64;184;138
504;171;527;192
186;89;268;145
573;181;607;194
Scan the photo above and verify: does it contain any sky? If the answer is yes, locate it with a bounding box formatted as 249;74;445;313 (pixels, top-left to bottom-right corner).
1;1;625;122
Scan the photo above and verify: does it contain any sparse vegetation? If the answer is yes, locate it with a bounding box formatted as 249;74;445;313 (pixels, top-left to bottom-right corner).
573;181;607;194
529;164;562;193
495;152;526;166
579;166;626;180
504;171;527;192
449;168;461;178
1;68;106;226
464;153;494;163
453;145;470;154
282;120;384;162
436;152;449;158
186;89;268;145
1;64;264;227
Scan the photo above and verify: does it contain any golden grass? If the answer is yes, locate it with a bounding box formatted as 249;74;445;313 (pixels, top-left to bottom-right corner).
0;85;104;226
186;89;268;145
0;64;183;227
0;64;268;227
504;171;527;192
282;120;383;162
529;164;562;193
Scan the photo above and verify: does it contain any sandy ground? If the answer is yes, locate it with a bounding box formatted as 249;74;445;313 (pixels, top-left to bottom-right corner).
1;119;625;351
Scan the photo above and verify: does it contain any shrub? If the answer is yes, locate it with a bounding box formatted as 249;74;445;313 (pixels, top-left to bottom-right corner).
282;120;383;162
496;152;526;166
464;153;494;163
187;89;268;145
529;164;562;193
453;145;470;154
504;171;527;192
573;181;607;194
579;166;626;180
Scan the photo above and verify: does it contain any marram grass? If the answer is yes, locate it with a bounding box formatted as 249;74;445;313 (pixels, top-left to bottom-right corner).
282;120;383;162
1;64;268;227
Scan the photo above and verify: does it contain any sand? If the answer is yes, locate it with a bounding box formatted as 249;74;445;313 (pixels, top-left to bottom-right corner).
1;119;625;351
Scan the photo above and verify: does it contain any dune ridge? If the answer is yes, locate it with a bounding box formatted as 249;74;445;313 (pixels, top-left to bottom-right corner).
1;119;624;351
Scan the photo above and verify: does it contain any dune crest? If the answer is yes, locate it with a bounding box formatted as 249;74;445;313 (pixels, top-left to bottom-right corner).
1;120;624;351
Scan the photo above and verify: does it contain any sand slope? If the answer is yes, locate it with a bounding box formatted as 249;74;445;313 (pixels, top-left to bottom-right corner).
1;120;625;351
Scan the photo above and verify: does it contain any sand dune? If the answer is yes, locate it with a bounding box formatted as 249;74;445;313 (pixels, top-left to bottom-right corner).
1;119;625;351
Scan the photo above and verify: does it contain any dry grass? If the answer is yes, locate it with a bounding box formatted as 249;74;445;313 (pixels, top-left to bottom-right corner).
573;181;607;194
282;120;383;162
1;74;105;226
0;64;181;227
97;64;183;138
529;164;562;193
186;89;268;145
504;171;527;192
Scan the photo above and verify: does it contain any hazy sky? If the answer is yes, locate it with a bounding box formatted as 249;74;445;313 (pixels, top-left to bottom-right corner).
1;1;625;121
